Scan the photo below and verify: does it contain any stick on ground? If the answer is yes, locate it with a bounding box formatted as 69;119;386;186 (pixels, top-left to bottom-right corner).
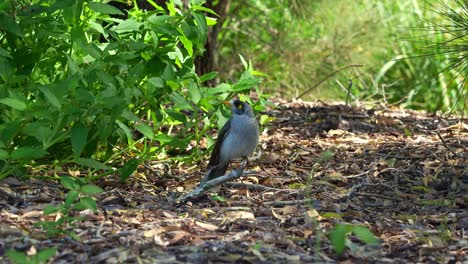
178;168;251;202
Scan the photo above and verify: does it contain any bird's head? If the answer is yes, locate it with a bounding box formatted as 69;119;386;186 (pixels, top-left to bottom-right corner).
225;99;254;117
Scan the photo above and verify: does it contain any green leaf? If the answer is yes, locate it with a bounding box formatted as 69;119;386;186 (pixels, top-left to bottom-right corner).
193;12;208;44
113;19;142;33
178;33;193;57
116;120;133;142
71;126;89;158
43;205;60;215
154;134;174;144
0;11;23;37
352;226;380;245
65;190;79;207
61;176;80;190
23;122;54;146
329;224;353;255
147;77;165;88
0;47;12;58
210;194;226;202
232;77;260;92
75;197;97;212
120;110;141;122
166;110;187;123
0;97;26;111
0;149;9;160
38;85;61;109
119;159;140;181
191;5;219;17
203;83;231;96
200;72;218;83
80;184;103;194
170;92;192;110
88;2;124;15
186;80;201;104
259;114;275;126
6;250;27;264
135;123;154;140
37;248;57;263
75;158;110;170
11;147;47;161
239;54;248;70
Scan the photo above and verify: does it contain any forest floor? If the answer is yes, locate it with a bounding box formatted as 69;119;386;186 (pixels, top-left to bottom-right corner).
1;99;467;264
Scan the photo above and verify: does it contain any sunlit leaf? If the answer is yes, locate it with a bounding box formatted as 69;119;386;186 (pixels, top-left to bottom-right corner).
61;176;79;190
135;123;154;140
80;184;103;194
352;226;380;245
329;224;353;255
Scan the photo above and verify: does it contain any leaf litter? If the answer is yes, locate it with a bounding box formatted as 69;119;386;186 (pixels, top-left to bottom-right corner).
0;99;467;263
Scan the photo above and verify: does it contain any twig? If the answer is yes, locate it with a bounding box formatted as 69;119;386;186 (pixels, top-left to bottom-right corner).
354;192;400;200
436;132;467;159
296;64;364;99
345;167;399;179
263;198;321;207
178;169;251;202
345;79;353;107
224;182;293;192
344;182;394;200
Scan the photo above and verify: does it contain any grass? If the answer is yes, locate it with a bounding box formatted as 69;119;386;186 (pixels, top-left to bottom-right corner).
217;0;467;113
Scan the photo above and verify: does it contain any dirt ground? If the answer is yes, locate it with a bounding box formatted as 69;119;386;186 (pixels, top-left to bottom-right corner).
1;99;467;263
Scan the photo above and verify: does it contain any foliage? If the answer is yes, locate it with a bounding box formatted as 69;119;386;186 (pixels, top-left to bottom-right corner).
369;0;467;113
35;176;103;238
0;0;264;180
217;0;467;113
6;247;56;264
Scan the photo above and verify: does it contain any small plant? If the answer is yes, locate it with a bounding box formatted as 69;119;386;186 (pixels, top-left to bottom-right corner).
35;176;102;238
6;247;56;264
329;223;380;255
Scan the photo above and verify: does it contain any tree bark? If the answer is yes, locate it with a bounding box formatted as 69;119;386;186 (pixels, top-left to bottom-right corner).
195;0;232;84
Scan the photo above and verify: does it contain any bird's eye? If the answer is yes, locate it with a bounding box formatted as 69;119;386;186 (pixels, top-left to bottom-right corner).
236;103;243;110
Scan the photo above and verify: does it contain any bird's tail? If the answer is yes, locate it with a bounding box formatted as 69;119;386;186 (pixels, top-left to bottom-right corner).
201;162;229;185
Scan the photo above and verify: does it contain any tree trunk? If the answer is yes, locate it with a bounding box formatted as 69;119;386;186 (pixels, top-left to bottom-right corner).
195;0;232;85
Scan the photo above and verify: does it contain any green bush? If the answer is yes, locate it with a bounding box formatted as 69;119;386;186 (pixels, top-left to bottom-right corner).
0;0;263;180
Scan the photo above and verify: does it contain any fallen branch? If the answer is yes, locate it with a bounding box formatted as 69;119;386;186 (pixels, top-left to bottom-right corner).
436;132;467;159
178;169;251;202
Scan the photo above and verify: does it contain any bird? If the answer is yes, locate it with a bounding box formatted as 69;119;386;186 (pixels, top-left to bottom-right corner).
201;99;259;184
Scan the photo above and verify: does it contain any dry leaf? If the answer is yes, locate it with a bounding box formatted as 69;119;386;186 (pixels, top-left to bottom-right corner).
224;211;255;220
26;246;37;256
304;209;321;225
195;221;218;231
271;209;285;223
303;229;314;238
20;210;43;219
68;170;80;177
278;205;297;215
321;171;348;183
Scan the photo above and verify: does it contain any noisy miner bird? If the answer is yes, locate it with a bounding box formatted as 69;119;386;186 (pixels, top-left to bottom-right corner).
201;99;259;184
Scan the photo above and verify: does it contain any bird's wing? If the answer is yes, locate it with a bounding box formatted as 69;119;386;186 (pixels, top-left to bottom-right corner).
208;118;231;168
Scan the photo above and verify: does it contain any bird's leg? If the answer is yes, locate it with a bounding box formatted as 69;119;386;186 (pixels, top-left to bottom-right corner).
235;157;248;176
